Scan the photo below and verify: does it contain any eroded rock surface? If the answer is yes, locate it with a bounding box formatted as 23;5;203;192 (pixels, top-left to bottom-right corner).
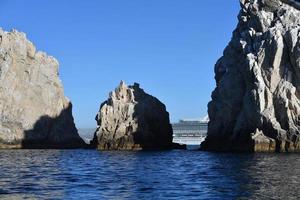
0;29;85;148
91;81;174;150
202;0;300;152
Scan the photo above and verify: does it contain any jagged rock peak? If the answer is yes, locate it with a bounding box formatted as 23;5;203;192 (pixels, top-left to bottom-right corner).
91;81;174;150
241;0;300;11
201;0;300;152
109;80;136;103
0;28;85;148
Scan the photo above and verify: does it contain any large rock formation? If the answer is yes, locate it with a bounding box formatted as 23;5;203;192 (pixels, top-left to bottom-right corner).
0;29;85;148
91;81;174;150
201;0;300;152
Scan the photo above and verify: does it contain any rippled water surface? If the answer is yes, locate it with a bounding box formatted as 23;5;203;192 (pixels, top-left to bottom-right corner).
1;150;300;200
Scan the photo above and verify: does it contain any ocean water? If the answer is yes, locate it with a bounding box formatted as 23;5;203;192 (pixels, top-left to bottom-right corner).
0;150;300;200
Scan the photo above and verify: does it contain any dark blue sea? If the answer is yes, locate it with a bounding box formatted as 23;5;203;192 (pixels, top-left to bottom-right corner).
0;150;300;200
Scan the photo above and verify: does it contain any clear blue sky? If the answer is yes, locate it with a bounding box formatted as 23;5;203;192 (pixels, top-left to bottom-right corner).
0;0;240;128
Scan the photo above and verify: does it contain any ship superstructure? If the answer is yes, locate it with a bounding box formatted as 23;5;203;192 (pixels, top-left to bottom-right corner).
172;119;207;146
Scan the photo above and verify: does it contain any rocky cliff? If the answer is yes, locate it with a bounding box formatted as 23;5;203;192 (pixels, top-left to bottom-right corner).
0;29;85;148
91;81;174;150
201;0;300;152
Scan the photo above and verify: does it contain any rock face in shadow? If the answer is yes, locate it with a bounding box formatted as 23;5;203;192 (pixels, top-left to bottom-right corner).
0;29;85;148
91;81;174;150
201;0;300;152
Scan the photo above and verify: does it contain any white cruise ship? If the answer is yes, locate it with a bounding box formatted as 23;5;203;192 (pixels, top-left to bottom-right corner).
172;117;208;146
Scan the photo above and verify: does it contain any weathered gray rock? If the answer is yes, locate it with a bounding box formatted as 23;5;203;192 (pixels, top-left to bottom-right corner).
91;81;174;150
201;0;300;152
0;29;85;148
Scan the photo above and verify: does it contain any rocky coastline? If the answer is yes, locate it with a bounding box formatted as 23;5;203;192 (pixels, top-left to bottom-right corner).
91;81;176;150
2;0;300;152
201;0;300;152
0;29;85;149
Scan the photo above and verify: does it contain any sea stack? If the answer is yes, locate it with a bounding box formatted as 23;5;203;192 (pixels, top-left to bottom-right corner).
0;29;85;148
91;81;174;150
202;0;300;152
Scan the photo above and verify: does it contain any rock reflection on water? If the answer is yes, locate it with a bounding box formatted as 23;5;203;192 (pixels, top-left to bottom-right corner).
242;154;300;199
0;150;300;199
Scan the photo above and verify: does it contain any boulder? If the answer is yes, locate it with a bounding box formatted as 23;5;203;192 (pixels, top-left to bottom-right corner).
0;29;85;148
201;0;300;152
91;81;174;150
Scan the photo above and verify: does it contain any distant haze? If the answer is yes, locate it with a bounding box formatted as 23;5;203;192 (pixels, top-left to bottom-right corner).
78;128;96;143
